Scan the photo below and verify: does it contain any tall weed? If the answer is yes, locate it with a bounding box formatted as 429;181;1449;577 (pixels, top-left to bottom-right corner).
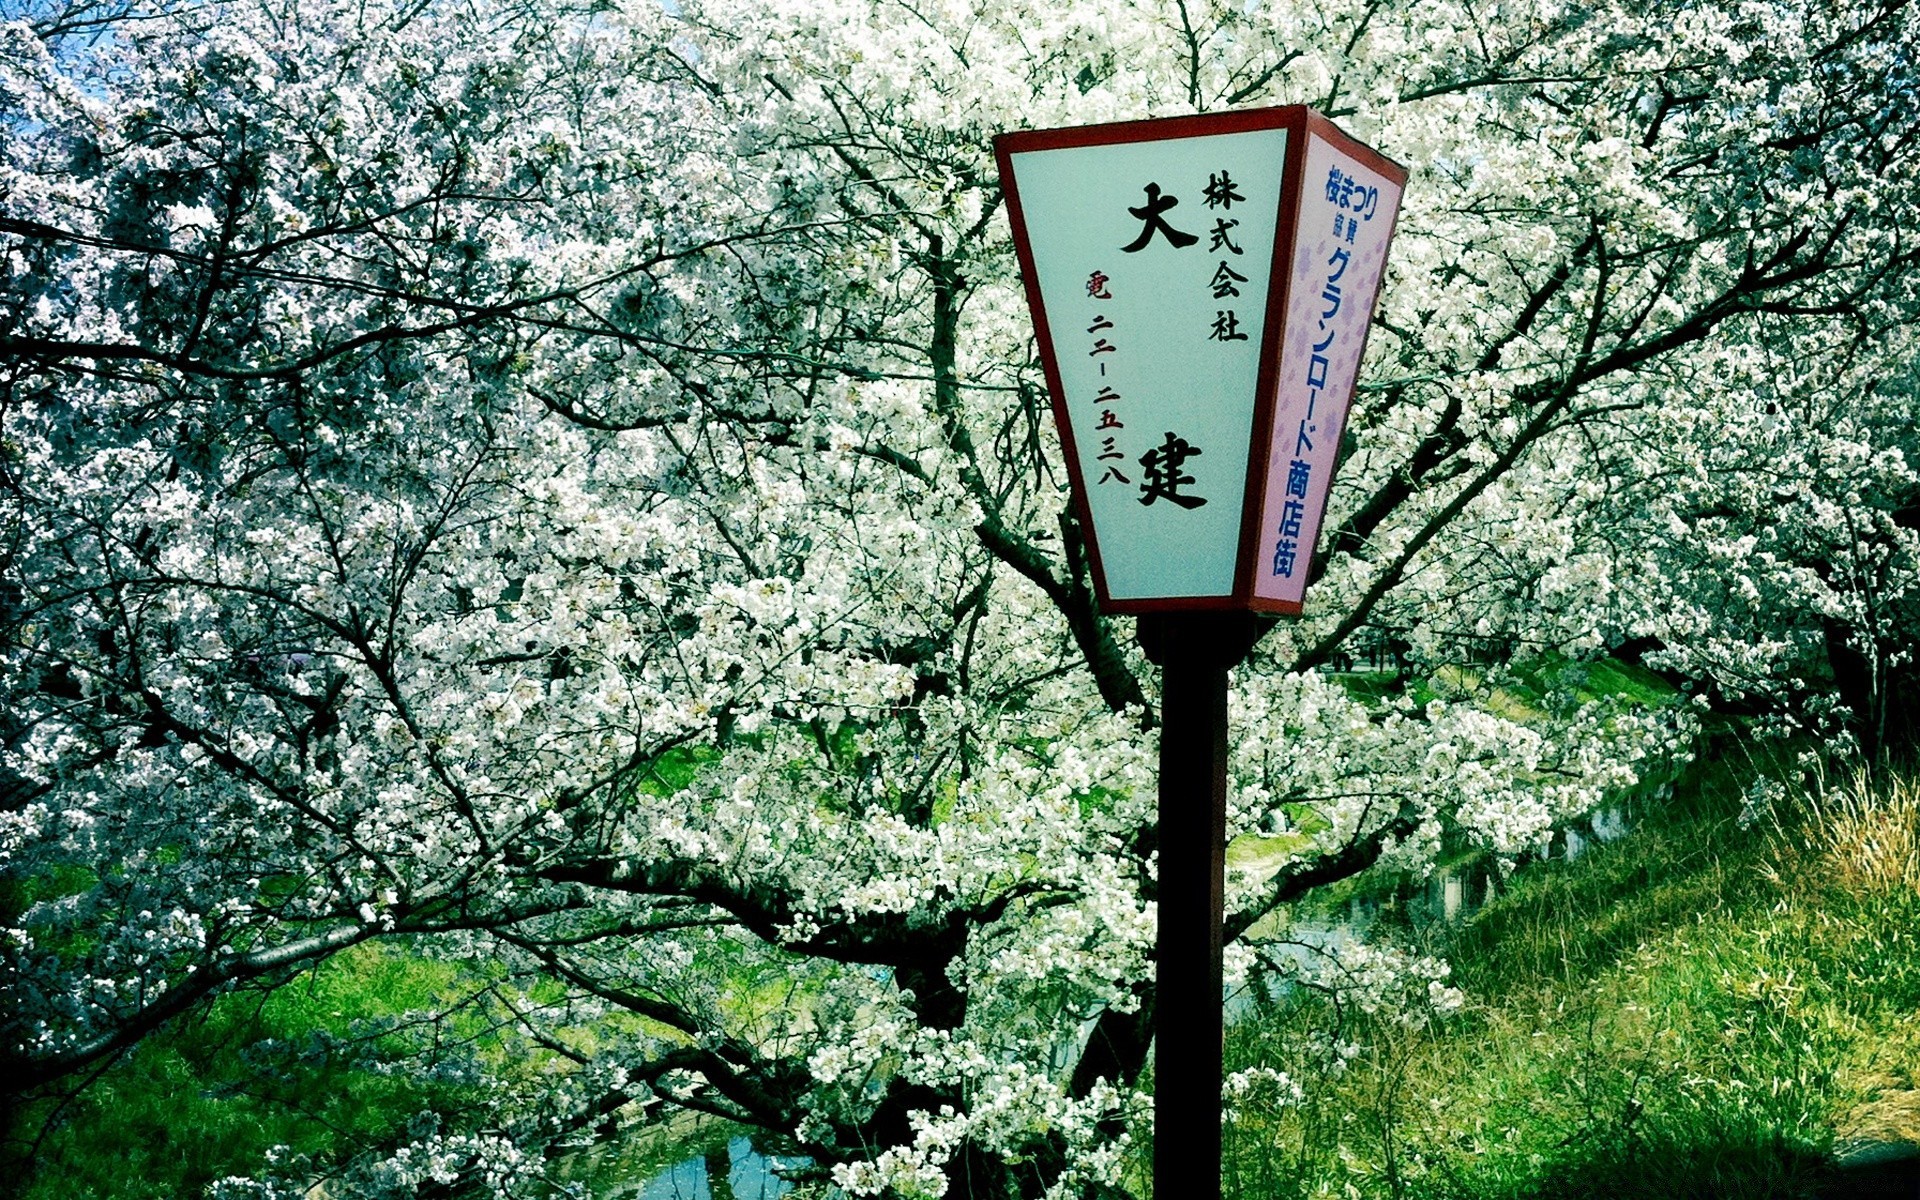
1796;771;1920;898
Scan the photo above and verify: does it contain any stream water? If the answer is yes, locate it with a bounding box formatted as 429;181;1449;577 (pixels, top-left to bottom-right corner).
551;1135;802;1200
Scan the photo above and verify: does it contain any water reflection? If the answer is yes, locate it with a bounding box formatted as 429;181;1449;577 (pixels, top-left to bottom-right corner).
554;1135;802;1200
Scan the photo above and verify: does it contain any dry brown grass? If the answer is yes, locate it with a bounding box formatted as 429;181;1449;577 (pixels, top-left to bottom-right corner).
1835;1010;1920;1149
1799;772;1920;897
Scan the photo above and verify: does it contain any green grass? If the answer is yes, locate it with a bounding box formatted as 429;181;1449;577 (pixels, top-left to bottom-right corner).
1217;742;1920;1200
1441;752;1762;998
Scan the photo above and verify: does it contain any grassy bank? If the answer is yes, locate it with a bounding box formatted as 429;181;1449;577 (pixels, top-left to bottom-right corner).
15;726;1920;1200
2;943;497;1200
1219;746;1920;1199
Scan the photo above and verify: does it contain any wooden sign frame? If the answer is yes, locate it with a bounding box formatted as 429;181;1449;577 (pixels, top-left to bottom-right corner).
995;107;1408;615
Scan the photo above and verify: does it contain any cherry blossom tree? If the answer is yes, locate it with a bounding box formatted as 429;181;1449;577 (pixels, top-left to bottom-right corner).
3;0;1917;1195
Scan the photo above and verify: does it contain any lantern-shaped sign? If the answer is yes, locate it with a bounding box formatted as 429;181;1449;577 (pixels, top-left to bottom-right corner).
995;107;1406;614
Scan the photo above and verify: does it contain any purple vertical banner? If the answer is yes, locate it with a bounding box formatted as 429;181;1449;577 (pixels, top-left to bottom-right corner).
1253;134;1403;608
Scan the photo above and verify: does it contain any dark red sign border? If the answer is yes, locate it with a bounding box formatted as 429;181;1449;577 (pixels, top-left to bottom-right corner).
995;107;1408;617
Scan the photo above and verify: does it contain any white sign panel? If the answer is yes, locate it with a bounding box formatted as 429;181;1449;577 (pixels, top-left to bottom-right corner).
1003;127;1289;601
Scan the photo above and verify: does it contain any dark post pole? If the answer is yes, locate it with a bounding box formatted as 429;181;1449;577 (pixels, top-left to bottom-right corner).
1138;612;1266;1200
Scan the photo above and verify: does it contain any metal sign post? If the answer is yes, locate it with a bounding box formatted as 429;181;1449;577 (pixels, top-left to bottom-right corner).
1138;612;1266;1200
994;107;1406;1200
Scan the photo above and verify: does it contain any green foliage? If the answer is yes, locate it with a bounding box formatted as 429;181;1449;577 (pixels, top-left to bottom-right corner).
0;864;98;921
4;943;494;1200
638;745;722;795
1328;653;1679;720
